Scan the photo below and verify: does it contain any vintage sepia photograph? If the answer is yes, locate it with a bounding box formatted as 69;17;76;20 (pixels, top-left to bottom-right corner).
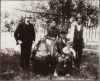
1;0;99;80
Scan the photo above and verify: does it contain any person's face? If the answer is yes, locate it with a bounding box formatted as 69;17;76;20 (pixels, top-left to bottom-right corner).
77;18;82;25
25;18;30;24
51;21;56;27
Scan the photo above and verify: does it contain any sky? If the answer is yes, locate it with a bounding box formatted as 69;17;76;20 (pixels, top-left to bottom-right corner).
1;1;22;12
1;1;49;12
1;0;99;12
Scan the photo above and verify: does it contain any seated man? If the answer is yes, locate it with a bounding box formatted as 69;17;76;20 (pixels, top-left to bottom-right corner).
55;31;67;55
31;37;50;75
54;41;76;76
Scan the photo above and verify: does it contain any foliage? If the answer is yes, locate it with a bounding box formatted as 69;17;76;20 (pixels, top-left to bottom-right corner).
1;0;99;32
3;11;10;18
48;0;99;30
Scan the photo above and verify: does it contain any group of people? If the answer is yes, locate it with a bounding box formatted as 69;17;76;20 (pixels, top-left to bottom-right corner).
14;14;86;76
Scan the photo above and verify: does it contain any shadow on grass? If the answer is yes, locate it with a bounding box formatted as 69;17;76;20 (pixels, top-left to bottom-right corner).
86;45;99;50
1;46;99;80
1;48;53;80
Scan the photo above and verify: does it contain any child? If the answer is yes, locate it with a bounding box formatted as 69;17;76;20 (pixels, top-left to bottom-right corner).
54;41;76;76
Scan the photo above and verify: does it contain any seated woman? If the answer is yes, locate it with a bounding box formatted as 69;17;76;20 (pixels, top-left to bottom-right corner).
31;36;51;75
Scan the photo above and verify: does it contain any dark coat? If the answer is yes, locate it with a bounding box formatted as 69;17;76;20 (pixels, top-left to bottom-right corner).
14;23;35;42
55;41;66;54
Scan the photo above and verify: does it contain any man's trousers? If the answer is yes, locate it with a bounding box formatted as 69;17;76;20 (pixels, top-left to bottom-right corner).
20;41;32;68
73;38;83;68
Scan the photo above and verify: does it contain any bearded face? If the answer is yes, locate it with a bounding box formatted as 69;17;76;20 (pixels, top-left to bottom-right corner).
25;17;31;25
77;18;82;25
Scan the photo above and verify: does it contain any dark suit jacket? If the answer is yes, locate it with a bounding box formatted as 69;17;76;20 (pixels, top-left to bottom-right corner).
14;23;35;42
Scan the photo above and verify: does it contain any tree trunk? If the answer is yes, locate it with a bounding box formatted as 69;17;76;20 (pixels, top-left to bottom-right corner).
91;27;93;39
89;27;90;38
95;27;97;39
86;20;88;46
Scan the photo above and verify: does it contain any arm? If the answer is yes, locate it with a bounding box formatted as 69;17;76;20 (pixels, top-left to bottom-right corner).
47;27;50;36
57;29;60;39
33;40;41;51
54;43;59;57
70;48;76;59
31;24;35;41
83;27;86;44
70;24;75;42
14;24;20;42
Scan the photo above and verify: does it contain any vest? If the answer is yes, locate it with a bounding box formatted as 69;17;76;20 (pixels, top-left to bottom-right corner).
74;25;83;38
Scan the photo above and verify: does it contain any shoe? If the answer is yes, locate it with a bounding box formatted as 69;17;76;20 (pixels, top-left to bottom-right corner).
53;72;58;76
72;65;76;68
20;68;24;71
78;65;86;69
77;66;83;69
37;74;40;76
81;65;87;68
18;66;25;70
66;74;70;77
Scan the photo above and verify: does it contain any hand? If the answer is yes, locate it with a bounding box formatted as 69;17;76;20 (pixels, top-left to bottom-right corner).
17;40;22;44
58;57;63;62
70;39;73;43
55;53;58;57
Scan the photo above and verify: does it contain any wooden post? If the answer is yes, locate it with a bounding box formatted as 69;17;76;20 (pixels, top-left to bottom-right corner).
86;20;88;47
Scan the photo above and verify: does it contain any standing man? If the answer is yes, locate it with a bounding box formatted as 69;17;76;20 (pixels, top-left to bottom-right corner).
14;16;35;69
70;15;86;69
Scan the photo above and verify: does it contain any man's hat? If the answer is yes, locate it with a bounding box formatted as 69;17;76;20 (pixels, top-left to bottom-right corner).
77;14;82;18
75;14;82;20
24;14;32;19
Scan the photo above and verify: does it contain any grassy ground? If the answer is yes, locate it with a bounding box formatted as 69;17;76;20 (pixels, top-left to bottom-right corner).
1;32;99;80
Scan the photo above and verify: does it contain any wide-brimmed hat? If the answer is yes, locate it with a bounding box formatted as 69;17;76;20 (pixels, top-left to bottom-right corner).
75;14;82;21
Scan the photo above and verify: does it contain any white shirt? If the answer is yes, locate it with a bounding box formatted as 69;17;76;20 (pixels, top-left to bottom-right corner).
70;22;86;43
62;47;76;57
